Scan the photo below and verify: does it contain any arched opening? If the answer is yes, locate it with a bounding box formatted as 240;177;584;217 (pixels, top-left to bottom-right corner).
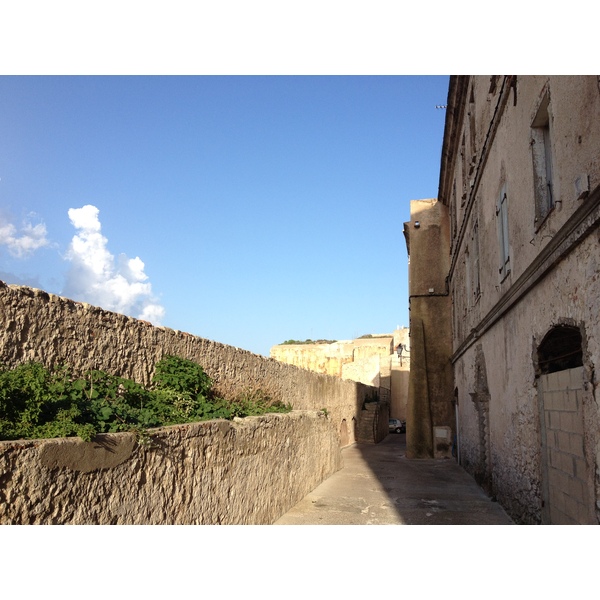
537;325;582;374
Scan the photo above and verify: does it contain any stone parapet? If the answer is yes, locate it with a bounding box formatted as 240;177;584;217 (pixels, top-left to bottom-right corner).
0;411;340;524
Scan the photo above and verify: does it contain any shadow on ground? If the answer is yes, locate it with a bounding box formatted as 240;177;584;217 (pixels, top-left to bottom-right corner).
275;433;514;525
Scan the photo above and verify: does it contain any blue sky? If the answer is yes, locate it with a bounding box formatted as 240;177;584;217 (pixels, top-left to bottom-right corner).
0;75;449;356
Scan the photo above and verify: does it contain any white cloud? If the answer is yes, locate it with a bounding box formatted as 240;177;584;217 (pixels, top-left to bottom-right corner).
68;204;102;232
0;214;50;258
139;303;166;324
64;204;165;325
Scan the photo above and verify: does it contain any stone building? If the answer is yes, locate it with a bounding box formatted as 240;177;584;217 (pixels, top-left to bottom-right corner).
434;76;600;524
403;199;454;459
271;329;410;422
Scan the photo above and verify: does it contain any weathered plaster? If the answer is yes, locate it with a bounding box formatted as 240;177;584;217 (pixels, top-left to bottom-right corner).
0;411;340;524
442;76;600;524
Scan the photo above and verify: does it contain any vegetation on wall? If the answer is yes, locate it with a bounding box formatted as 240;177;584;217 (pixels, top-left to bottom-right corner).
279;334;392;344
357;334;391;339
280;339;337;345
0;355;291;443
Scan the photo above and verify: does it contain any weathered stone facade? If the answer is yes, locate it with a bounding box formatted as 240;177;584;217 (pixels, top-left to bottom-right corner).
438;76;600;524
270;336;394;383
0;411;340;524
403;199;454;459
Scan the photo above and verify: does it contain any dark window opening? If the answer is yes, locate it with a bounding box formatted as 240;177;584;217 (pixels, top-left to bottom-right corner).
537;325;583;374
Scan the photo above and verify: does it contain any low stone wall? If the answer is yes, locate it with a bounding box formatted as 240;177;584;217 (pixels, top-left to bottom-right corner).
0;281;372;447
0;410;341;524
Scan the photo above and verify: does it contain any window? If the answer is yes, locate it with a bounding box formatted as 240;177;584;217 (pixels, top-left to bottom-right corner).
496;185;510;279
531;92;554;227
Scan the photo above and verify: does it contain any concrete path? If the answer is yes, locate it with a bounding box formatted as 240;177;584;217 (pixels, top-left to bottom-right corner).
275;432;514;525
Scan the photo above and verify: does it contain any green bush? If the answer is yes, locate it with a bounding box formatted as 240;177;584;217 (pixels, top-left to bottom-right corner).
226;387;291;418
0;356;291;443
280;339;337;345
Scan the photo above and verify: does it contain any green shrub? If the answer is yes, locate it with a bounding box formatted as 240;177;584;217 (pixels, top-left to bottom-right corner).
151;355;233;423
152;355;212;398
226;387;291;418
280;339;337;345
0;356;291;443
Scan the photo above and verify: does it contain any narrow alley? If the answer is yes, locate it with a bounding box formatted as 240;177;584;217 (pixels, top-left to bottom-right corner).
275;433;513;525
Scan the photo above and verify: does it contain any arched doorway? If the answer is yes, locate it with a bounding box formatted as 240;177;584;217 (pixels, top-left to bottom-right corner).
537;325;593;524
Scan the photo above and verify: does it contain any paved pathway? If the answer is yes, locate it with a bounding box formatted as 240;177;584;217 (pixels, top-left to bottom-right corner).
275;433;514;525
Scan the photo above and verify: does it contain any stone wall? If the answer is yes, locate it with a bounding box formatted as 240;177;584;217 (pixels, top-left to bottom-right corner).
403;199;454;459
0;281;390;524
270;341;354;376
270;336;394;383
0;410;340;524
341;354;381;386
0;281;372;448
